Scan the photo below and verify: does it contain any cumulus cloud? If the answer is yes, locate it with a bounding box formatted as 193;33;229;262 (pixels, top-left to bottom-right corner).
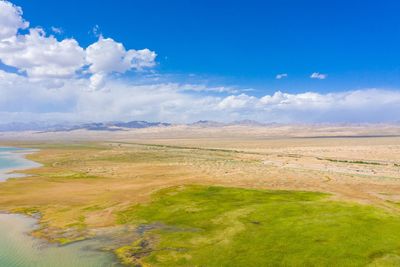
87;73;105;91
216;89;400;123
86;38;155;73
275;73;288;79
85;37;156;89
0;28;85;80
0;0;29;40
218;94;258;110
310;72;327;80
86;36;157;90
0;1;157;90
0;1;398;124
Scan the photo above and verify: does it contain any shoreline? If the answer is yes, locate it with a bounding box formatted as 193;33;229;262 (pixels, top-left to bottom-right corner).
0;147;121;266
0;147;41;182
0;213;120;267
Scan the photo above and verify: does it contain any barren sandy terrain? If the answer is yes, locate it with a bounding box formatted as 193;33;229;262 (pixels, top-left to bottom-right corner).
2;125;400;209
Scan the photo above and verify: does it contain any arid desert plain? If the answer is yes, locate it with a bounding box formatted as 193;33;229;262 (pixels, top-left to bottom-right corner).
1;124;400;266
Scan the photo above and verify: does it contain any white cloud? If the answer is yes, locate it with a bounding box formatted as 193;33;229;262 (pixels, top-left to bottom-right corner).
91;25;101;38
0;1;398;125
218;94;258;110
0;69;399;123
0;0;29;40
0;1;157;90
310;72;327;80
86;37;156;72
51;26;63;34
275;73;288;79
178;84;239;94
85;37;156;89
216;89;400;123
89;73;106;91
0;28;85;79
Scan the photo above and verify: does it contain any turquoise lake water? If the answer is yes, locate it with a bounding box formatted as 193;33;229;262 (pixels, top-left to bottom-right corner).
0;147;40;181
0;147;120;267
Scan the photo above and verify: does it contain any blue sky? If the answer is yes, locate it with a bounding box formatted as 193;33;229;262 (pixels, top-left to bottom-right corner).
12;0;400;94
0;0;400;123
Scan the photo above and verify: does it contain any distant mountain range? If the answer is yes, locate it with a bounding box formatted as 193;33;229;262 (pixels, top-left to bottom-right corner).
190;120;273;127
0;121;172;132
0;120;397;132
0;120;281;132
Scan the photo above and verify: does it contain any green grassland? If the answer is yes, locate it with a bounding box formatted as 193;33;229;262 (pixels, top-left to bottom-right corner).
116;185;400;267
